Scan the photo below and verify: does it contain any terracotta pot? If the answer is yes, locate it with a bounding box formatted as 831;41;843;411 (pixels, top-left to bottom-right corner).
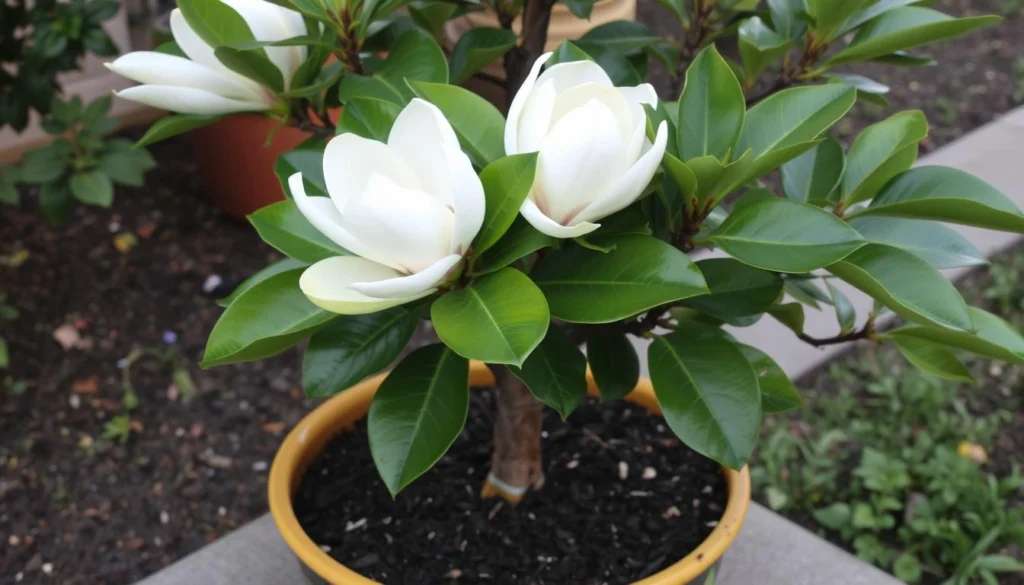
187;115;311;219
269;361;752;585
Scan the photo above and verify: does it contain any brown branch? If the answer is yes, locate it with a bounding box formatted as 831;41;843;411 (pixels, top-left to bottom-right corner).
669;0;714;97
500;0;555;111
797;318;876;347
472;71;507;88
745;32;827;106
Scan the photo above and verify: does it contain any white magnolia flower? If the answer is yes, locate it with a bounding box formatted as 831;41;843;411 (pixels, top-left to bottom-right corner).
106;2;307;115
289;99;485;315
505;53;668;239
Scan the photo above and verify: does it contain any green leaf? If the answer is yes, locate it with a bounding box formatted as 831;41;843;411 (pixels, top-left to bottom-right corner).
891;336;972;382
578;20;659;54
136;114;220;147
409;81;505;168
511;325;588;420
69;171;114;207
767;0;807;39
99;149;156;188
887;307;1024;365
336;97;402;141
737;84;857;162
202;269;335;367
824;8;1000;67
649;331;761;469
871;51;936;67
375;29;448;100
975;555;1024;573
19;148;67;183
218;258;308;307
849;166;1024;233
847;217;986;269
303;306;421;398
369;344;469;495
827;282;856;334
0;183;17;205
248;200;348;263
827;243;971;331
281;61;344;98
768;302;806;334
448;28;517;84
683;258;782;326
561;0;596;18
738;17;792;85
677;45;746;161
532;235;709;324
337;74;405;104
177;0;260;54
780;137;845;203
38;182;75;223
275;147;328;197
841;110;927;205
737;344;802;413
836;0;920;37
547;41;595;67
475;153;538;255
709;198;865;273
806;0;873;41
892;553;923;584
475;218;554;274
587;334;640;403
431;268;549;366
214;46;285;93
0;336;8;369
813;503;852;530
784;277;832;309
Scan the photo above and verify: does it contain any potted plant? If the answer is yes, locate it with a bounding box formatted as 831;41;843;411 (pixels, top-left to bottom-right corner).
109;0;1017;582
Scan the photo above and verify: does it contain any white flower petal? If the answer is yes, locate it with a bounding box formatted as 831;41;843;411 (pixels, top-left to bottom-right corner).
535;99;630;224
550;82;634;143
288;173;405;271
577;121;669;224
515;79;556;154
387;98;461;207
340;175;455;273
114;85;267;115
350;254;461;299
322;133;420;210
300;256;428;315
220;0;306;87
442;144;485;255
536;59;613;93
618;83;658;129
170;9;229;73
106;52;262;102
505;52;553;155
521;199;600;239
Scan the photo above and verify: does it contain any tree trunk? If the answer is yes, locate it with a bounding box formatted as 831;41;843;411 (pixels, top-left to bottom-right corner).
481;365;544;503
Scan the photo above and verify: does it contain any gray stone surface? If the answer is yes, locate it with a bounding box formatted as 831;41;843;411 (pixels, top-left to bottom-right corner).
134;106;1024;585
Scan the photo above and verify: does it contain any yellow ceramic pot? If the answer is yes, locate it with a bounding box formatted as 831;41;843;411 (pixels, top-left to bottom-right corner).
269;361;751;585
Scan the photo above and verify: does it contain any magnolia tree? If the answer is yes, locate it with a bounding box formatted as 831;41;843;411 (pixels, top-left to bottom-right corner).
110;0;1018;501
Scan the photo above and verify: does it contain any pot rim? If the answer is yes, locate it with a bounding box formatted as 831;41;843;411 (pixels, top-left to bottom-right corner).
269;360;751;585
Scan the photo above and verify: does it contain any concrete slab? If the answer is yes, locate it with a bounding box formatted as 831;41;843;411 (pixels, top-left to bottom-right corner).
132;107;1024;585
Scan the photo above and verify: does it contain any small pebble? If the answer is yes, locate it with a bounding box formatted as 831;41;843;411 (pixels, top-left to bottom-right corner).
663;506;682;519
160;511;169;525
427;531;436;540
217;507;226;517
443;569;463;579
68;395;81;409
162;330;177;344
990;363;1004;376
8;535;20;546
252;461;268;472
566;459;579;469
203;274;223;293
42;563;53;575
15;572;23;582
702;485;713;494
706;520;719;528
641;467;657;480
116;357;129;369
320;545;332;553
618;461;628;480
108;221;120;232
345;518;367;532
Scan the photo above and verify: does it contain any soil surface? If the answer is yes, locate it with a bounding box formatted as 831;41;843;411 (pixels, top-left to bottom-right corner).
1;1;1022;584
294;392;727;585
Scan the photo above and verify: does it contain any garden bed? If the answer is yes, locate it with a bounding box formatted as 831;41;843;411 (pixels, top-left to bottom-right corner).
1;1;1023;584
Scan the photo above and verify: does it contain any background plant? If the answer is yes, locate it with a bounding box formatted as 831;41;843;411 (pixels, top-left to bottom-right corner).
111;0;1024;533
0;0;155;219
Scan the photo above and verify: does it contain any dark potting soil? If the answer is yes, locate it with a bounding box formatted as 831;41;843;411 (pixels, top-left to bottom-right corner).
294;392;728;585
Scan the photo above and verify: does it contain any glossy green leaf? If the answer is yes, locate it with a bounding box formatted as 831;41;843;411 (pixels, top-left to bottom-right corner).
683;258;782;326
887;307;1024;365
69;170;114;207
19;148;67;183
135;114;220;148
767;0;807;39
337;74;405;104
214;46;284;92
303;306;421;398
202;269;334;367
578;20;659;54
475;154;538;255
891;336;972;382
511;325;588;420
687;150;756;207
847;217;986;269
850;166;1024;233
99;146;156;187
662;153;698;200
275;146;328;197
475;218;554;274
836;0;920;37
737;344;802;413
335;97;402;142
375;29;448;100
249;200;348;263
431;268;549;366
769;302;806;334
218;258;307;307
547;41;594;66
587;334;640;403
532;235;709;324
827;243;971;331
677;45;746;161
709;198;865;273
738;17;792;85
369;344;469;495
841;110;927;205
784;277;831;309
806;0;873;41
409;81;505;168
561;0;596;18
780;136;845;203
178;0;256;49
448;27;518;84
824;8;999;67
649;332;761;469
737;84;857;161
